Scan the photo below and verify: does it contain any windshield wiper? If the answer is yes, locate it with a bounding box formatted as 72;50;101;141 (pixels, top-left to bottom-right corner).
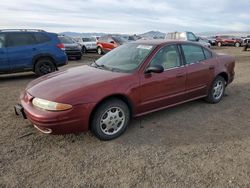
91;61;107;69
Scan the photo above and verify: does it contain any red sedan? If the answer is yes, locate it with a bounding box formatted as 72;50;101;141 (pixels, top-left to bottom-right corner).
15;40;235;140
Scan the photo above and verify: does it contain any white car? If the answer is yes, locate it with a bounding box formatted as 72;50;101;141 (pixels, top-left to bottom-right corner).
165;31;211;48
75;36;99;53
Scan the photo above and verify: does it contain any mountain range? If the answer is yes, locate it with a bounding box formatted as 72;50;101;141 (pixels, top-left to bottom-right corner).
60;30;250;38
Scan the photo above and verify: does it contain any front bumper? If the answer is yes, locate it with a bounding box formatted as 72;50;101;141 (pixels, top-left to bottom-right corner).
15;92;96;134
14;104;27;119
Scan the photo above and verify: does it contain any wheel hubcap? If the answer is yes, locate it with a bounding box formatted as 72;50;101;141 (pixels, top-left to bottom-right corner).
213;80;224;100
100;107;125;135
98;48;101;54
40;62;52;74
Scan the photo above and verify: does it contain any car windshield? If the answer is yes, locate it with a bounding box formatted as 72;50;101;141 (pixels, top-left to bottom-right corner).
113;36;127;45
59;36;74;44
94;43;154;73
82;38;91;42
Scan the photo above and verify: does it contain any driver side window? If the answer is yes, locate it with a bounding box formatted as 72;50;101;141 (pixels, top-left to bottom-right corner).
150;45;181;70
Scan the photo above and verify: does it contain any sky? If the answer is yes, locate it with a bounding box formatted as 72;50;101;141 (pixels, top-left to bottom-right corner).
0;0;250;34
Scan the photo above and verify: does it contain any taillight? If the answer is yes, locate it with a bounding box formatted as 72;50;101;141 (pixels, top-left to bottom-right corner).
57;43;65;51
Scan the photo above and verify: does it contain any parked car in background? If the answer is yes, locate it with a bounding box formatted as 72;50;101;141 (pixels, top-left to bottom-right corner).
75;37;98;53
97;35;127;55
215;36;241;47
165;31;211;48
58;35;82;60
15;40;235;140
242;37;250;51
0;29;67;76
207;36;216;46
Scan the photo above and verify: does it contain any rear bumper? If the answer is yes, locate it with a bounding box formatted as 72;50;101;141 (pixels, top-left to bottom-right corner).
65;50;82;57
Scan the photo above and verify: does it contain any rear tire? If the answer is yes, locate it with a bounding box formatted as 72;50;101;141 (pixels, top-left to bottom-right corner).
34;58;56;76
91;99;130;140
97;47;103;55
205;76;226;104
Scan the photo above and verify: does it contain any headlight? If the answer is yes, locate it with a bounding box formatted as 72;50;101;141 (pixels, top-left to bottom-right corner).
32;98;72;111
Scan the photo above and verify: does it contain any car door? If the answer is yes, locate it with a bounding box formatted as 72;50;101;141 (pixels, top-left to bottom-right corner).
107;37;118;50
90;37;97;49
181;44;215;99
6;32;37;71
138;44;187;114
0;33;10;73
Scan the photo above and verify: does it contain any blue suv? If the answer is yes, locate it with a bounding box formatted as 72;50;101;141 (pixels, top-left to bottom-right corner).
0;29;67;76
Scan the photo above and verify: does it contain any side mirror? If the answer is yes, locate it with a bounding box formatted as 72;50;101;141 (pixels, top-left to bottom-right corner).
196;37;200;41
145;64;164;74
110;41;115;44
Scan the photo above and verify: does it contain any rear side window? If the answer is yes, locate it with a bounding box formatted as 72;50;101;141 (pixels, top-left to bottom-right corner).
181;44;205;64
7;33;36;47
203;48;212;59
34;33;50;44
99;36;108;42
0;33;5;48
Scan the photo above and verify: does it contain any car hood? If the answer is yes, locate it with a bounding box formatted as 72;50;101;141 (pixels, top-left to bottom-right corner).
26;65;130;104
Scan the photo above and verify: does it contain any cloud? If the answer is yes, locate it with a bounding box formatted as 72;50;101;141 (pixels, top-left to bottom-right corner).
0;0;250;33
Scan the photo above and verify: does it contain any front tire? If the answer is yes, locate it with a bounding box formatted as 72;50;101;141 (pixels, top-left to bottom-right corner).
205;76;226;104
97;47;103;55
91;99;130;140
82;46;87;54
34;58;56;76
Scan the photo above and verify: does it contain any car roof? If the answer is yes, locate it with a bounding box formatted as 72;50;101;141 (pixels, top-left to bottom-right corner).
131;39;202;46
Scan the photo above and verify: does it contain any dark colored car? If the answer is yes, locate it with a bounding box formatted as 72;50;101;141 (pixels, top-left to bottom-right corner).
97;35;127;55
0;29;67;76
15;40;235;140
216;36;242;47
59;35;82;60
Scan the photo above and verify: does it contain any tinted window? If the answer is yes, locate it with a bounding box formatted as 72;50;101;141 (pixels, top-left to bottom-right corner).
0;34;5;48
187;32;197;41
59;36;74;44
112;36;127;45
90;37;96;41
99;36;108;42
203;48;212;59
34;33;50;44
182;44;205;64
7;33;36;47
150;45;181;70
82;38;91;42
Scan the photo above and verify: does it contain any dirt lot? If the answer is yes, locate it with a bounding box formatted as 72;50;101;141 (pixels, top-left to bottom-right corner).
0;48;250;188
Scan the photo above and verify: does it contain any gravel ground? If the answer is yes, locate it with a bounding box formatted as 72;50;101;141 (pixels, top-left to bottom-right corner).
0;48;250;188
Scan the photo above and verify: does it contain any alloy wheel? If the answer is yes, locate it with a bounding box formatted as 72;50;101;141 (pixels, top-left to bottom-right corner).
100;107;125;135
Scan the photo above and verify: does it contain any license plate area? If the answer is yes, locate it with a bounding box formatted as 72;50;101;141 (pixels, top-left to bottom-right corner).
14;104;27;119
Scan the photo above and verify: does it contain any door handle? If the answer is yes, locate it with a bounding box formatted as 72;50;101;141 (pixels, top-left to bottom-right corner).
209;66;215;70
32;48;37;51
